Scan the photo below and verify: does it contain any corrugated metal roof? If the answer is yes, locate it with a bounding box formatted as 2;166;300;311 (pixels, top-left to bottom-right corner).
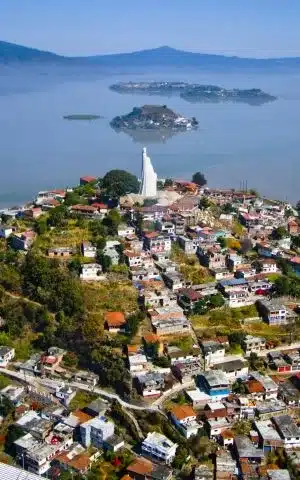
0;462;44;479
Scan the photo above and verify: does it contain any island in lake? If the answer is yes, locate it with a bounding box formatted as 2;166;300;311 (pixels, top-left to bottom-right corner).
63;114;103;120
110;105;198;132
110;82;277;105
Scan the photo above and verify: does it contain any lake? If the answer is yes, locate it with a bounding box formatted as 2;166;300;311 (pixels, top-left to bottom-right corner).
0;65;299;207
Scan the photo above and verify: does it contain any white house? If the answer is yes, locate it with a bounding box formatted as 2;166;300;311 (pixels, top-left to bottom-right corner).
128;354;149;374
80;263;104;281
272;415;300;449
80;416;115;449
55;384;76;406
171;405;201;439
259;259;278;274
0;346;15;367
226;290;254;308
201;341;225;367
141;432;177;465
0;225;13;238
81;241;97;258
117;224;135;237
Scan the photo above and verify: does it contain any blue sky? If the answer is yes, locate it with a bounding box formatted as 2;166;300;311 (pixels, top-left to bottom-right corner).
1;0;300;57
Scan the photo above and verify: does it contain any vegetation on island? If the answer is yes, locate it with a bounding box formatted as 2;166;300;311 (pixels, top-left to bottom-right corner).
110;81;277;105
63;114;103;120
110;104;198;131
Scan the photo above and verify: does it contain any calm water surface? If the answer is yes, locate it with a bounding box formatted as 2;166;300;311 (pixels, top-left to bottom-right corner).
0;66;299;206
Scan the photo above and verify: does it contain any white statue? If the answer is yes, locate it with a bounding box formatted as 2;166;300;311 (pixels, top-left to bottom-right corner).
139;147;157;198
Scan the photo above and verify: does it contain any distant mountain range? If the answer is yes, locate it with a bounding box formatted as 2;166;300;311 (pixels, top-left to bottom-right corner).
1;41;300;69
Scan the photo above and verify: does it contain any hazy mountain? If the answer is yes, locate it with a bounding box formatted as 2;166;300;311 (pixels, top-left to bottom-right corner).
0;40;65;63
1;41;300;69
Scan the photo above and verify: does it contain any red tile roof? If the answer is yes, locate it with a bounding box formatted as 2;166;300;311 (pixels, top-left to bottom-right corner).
127;457;153;476
105;311;126;327
246;380;265;394
171;405;196;420
71;204;97;212
80;176;97;183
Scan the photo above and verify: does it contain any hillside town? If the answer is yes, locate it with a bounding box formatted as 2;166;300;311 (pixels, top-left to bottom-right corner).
0;149;300;479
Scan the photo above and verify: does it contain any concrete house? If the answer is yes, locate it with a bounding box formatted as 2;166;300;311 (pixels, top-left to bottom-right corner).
242;335;266;354
81;241;97;258
170;405;200;438
104;311;126;333
141;432;177;465
80;263;104;281
256;299;288;325
0;346;15;367
80;416;115;448
0;224;13;238
177;235;200;254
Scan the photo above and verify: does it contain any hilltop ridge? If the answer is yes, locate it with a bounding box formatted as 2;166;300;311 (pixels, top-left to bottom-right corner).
1;41;300;69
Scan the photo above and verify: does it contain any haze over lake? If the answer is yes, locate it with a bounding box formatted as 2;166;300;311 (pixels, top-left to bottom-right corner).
0;65;299;206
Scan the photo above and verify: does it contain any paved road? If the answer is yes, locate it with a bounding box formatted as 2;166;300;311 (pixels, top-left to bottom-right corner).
0;368;160;412
0;368;195;413
252;341;300;358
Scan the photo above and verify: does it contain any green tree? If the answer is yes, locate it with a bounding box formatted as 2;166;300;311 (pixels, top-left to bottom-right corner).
209;293;225;308
172;445;189;469
233;420;252;435
89;220;108;238
63;351;79;368
91;346;131;393
22;252;83;316
164;178;173;187
153;356;171;368
35;217;48;235
232;379;246;394
143;198;157;206
0;264;21;292
97;253;112;272
272;226;289;240
198;196;211;210
249;352;264;371
68;258;82;276
95;236;106;251
192;172;207;187
188;434;216;459
194;299;209;315
5;424;24;456
127;311;144;337
157;180;164;190
292;235;300;249
102;169;139;197
64;191;88;206
103;208;122;235
220;203;233;214
47;205;68;227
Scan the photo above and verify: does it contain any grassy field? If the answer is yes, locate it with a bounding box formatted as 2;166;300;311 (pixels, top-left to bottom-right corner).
190;304;292;341
170;243;214;284
82;280;138;336
68;391;98;411
35;220;90;251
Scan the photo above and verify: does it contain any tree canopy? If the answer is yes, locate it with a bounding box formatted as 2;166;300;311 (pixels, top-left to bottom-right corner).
192;172;207;187
102;169;139;197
